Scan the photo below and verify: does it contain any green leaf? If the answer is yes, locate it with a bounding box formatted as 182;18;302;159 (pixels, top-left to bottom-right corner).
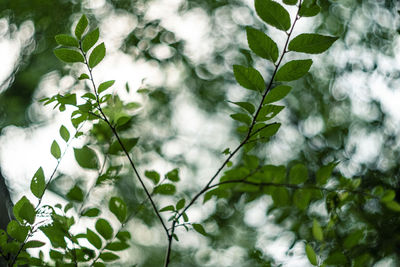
289;164;308;184
31;167;45;198
264;85;292;104
312;219;324;241
105;242;129;251
305;244;318;266
25;240;46;248
293;189;311;210
246;27;278;62
233;65;265;92
109;197;127;223
7;220;29;242
343;230;364;249
74;146;99;169
275;59;313;81
98;80;115;94
81;207;101;217
176;198;186;210
325;252;347;265
231;101;255;114
99;252;119;262
55;34;79;47
271;187;290;206
230;113;252;125
144;170;160;184
86;228;102;249
116;231;131;242
283;0;297;5
78;73;90;80
192;223;207;236
89;42;106;68
316;161;338;185
66;185;84;202
385;200;400;212
255;0;291;31
258;123;281;138
95;218;113;240
51;140;61;159
153;184;176;195
82;28;100;52
257;105;284;121
108;138;139;155
299;0;321;17
166;168;180;182
289;34;339;54
13;196;36;224
160;205;175;212
75;14;88;40
54;48;84;63
59;125;70;142
380;190;395;203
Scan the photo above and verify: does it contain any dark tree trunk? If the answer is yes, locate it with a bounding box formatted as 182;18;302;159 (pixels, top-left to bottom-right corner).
0;170;12;232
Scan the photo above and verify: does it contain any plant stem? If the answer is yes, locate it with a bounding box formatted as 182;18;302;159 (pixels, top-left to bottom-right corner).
79;44;169;236
163;2;304;265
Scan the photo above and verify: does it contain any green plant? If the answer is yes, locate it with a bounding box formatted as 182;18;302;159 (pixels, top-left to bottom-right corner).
0;0;399;266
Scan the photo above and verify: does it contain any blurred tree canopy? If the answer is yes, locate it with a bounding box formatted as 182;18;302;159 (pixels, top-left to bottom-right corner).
0;0;399;266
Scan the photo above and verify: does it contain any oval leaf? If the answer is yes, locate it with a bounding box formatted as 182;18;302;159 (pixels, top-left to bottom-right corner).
99;252;119;262
153;184;176;195
312;219;324;241
246;27;278;62
109;197;127;223
264;85;292;104
275;59;313;82
289;33;339;54
82;28;100;52
98;80;115;94
305;244;318;266
299;0;321;17
66;185;84;202
74;146;99;169
283;0;297;5
233;65;265;92
59;125;70;142
95;218;113;240
54;48;84;63
51;140;61;159
55;34;79;47
30;167;45;198
75;14;88;40
89;42;106;68
289;164;308;184
255;0;291;31
144;170;160;184
86;228;102;249
231;101;255;115
192;223;207;236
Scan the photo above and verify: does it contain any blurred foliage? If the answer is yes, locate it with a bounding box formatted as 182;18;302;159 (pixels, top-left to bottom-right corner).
0;0;400;266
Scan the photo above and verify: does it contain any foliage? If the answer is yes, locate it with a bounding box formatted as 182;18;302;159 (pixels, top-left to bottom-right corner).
1;0;400;266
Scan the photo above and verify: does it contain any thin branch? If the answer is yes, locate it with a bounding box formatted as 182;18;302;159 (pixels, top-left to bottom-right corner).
164;2;304;266
79;43;169;236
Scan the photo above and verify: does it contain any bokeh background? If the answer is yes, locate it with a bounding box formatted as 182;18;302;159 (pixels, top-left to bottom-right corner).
0;0;400;266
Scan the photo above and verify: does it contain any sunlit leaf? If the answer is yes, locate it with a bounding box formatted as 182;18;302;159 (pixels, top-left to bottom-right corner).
316;161;338;185
99;252;119;262
105;242;129;251
305;244;318;266
59;125;70;142
176;199;185;210
231;101;255;114
166;168;180;182
25;240;46;248
257;105;284;121
299;0;321;17
81;207;101;217
66;185;84;202
144;170;160;184
230;113;252;125
312;219;324;241
13;196;36;224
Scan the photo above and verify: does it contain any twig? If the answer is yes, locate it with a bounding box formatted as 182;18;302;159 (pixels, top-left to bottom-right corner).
79;43;169;236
